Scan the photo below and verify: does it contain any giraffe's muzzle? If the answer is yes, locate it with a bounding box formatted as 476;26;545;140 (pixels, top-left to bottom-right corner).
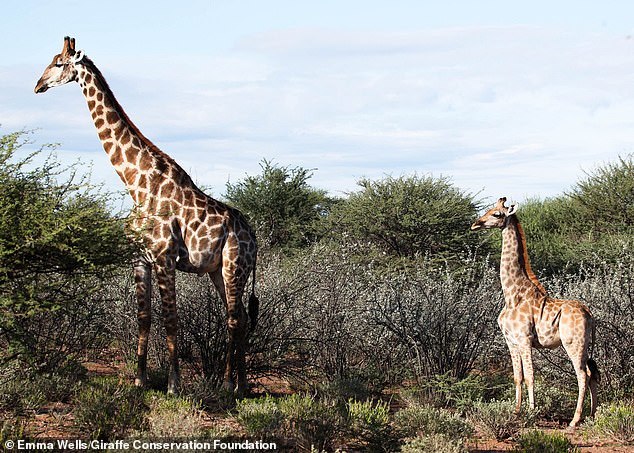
34;79;49;93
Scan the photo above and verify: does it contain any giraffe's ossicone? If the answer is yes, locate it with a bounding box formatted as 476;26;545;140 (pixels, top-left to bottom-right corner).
35;36;259;395
471;197;599;428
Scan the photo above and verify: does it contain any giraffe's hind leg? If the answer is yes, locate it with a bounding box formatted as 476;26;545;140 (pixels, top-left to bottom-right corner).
563;340;588;428
211;268;248;397
225;276;248;397
562;311;594;428
134;258;152;388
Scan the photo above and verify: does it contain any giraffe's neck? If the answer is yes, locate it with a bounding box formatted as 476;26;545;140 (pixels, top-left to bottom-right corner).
76;57;188;208
500;216;547;304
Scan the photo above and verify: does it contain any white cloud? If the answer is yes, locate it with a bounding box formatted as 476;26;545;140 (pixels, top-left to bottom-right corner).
5;25;634;204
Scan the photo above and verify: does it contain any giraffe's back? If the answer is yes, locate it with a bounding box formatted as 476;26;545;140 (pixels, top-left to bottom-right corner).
175;190;256;275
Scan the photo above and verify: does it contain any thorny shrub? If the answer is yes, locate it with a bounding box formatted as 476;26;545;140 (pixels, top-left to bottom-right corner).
513;430;579;453
370;261;503;380
586;401;634;444
400;433;468;453
140;391;207;439
469;399;538;441
73;377;147;440
235;393;343;451
234;395;284;439
106;239;633;403
346;398;392;450
394;404;474;440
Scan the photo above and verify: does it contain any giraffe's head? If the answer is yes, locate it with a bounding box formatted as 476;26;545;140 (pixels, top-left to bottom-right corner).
34;36;85;94
470;197;518;231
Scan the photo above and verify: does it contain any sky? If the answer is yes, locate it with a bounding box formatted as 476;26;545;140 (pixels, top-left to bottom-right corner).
2;1;634;206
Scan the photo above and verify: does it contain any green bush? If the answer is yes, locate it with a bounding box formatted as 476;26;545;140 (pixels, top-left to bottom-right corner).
533;383;579;422
514;430;578;453
278;394;342;451
185;376;235;411
234;394;342;450
327;174;486;264
141;392;207;439
570;155;634;235
400;373;509;412
316;372;384;407
516;155;634;275
235;395;284;438
394;404;473;440
0;377;46;413
0;366;83;413
346;398;392;450
225;159;335;250
587;402;634;444
0;130;136;376
73;377;147;440
400;433;468;453
469;400;538;441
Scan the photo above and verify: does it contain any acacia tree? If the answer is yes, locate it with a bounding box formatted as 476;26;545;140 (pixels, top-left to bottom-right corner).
327;174;486;264
570;155;634;232
0;131;136;373
224;160;336;251
512;155;634;275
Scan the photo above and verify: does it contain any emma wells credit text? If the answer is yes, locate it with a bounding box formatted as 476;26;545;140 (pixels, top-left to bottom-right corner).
7;439;277;450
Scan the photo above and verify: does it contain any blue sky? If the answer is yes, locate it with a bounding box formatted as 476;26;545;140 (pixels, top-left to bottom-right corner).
2;1;634;204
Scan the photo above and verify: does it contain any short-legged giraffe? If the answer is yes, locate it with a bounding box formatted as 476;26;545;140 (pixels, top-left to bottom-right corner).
35;37;259;395
471;197;599;427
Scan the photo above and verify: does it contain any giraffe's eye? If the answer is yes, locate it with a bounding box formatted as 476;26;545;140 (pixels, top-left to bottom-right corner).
492;211;503;218
54;61;64;67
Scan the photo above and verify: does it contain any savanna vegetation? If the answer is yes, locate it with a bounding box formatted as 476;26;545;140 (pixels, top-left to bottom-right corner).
1;129;633;451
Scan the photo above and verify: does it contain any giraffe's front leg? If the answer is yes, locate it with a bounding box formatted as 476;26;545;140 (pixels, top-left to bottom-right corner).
508;346;524;413
155;258;180;394
519;344;535;410
134;258;152;388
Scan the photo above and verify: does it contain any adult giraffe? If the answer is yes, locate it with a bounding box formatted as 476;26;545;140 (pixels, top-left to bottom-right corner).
35;36;259;395
471;197;599;427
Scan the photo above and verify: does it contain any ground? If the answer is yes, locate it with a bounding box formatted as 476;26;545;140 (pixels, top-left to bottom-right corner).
9;358;634;452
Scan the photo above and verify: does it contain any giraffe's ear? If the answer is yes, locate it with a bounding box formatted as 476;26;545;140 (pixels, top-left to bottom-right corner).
71;50;85;64
495;197;507;209
507;203;519;216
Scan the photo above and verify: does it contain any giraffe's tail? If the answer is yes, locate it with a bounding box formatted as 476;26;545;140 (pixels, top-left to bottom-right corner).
247;261;259;331
587;318;600;383
587;358;600;384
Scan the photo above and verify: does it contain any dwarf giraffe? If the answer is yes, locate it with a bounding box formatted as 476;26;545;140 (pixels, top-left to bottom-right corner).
471;197;599;427
35;36;259;395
